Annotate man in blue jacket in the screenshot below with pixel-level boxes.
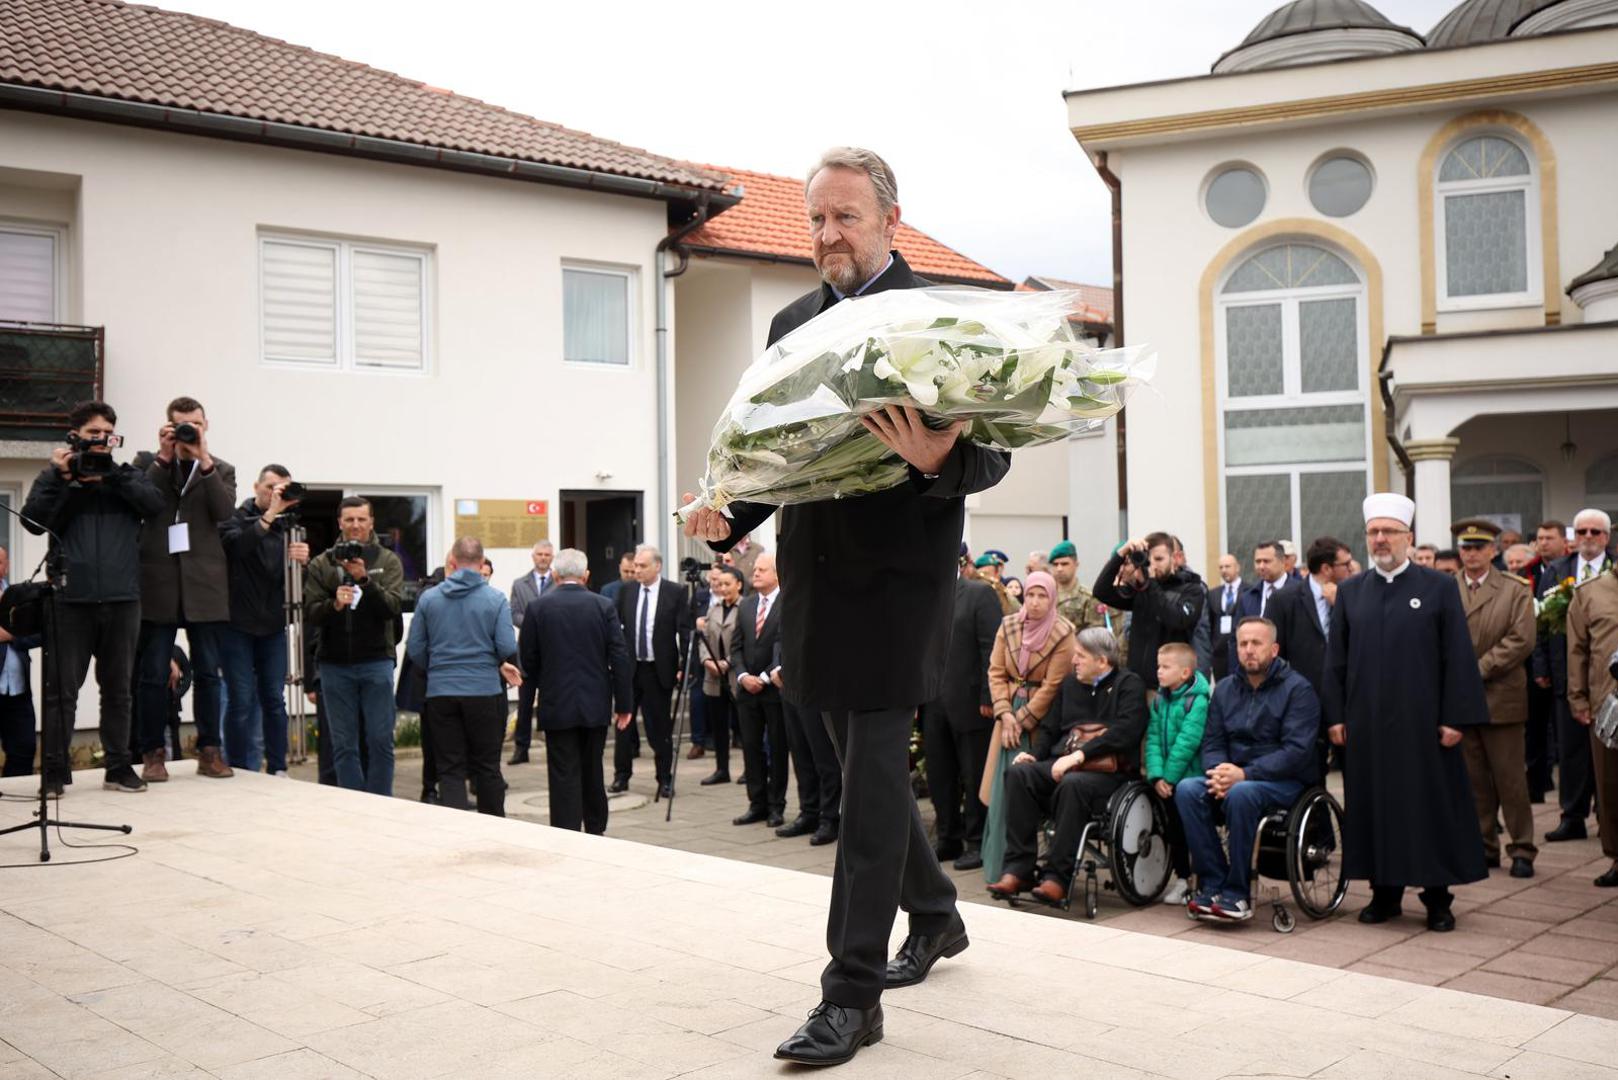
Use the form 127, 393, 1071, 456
406, 536, 521, 816
1176, 616, 1319, 923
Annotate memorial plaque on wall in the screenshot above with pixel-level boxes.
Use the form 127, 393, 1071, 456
453, 499, 550, 549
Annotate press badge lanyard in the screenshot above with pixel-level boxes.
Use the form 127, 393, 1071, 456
167, 460, 200, 556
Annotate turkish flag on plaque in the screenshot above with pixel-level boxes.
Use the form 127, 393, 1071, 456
526, 501, 548, 516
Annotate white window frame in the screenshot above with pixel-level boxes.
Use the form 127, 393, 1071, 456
561, 262, 637, 370
258, 233, 433, 375
0, 483, 20, 566
1215, 243, 1373, 555
1434, 133, 1542, 314
0, 219, 69, 324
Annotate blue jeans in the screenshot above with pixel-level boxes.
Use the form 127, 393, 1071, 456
1175, 776, 1303, 903
139, 622, 224, 753
219, 627, 289, 773
321, 659, 396, 795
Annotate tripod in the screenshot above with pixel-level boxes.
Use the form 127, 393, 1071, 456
283, 520, 308, 766
0, 516, 132, 863
658, 580, 704, 823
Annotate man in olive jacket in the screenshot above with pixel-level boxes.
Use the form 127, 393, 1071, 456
134, 396, 237, 780
305, 497, 404, 795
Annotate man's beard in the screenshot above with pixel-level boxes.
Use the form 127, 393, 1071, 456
817, 250, 881, 293
1370, 549, 1400, 571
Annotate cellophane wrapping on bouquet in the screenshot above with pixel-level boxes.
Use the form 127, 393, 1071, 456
678, 287, 1155, 522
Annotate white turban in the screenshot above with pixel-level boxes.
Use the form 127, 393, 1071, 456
1362, 492, 1415, 527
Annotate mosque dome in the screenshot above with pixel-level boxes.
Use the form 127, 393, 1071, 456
1428, 0, 1618, 47
1214, 0, 1424, 72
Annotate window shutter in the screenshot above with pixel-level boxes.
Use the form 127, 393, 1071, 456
0, 230, 57, 323
262, 240, 337, 363
564, 268, 629, 365
352, 249, 424, 369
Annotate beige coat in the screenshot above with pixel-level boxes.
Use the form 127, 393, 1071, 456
1461, 571, 1535, 726
697, 600, 740, 697
1568, 570, 1618, 717
988, 614, 1075, 731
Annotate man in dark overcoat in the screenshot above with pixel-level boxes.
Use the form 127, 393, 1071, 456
683, 147, 1008, 1066
1322, 493, 1488, 932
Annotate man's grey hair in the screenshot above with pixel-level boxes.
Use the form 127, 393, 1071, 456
807, 147, 899, 215
1573, 508, 1613, 532
635, 543, 663, 567
552, 548, 589, 581
532, 539, 554, 553
1075, 626, 1120, 669
450, 536, 484, 566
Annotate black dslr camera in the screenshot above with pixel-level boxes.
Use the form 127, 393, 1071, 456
173, 422, 201, 445
67, 432, 123, 480
679, 556, 710, 584
1127, 547, 1150, 572
333, 540, 366, 563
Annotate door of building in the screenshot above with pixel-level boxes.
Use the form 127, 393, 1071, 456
559, 490, 643, 592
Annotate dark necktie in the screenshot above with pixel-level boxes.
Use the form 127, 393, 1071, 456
639, 586, 652, 660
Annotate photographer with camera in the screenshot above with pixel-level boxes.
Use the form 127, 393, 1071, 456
20, 401, 166, 793
305, 496, 404, 795
1092, 532, 1206, 691
134, 396, 237, 782
217, 465, 310, 775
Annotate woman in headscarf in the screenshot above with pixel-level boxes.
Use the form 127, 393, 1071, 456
979, 571, 1074, 881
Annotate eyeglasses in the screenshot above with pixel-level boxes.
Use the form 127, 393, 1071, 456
1365, 527, 1410, 539
1333, 559, 1353, 569
1575, 528, 1608, 536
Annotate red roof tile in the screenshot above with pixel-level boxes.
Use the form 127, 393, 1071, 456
0, 0, 729, 193
681, 166, 1009, 287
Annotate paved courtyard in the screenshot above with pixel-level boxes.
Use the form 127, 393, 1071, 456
3, 760, 1618, 1080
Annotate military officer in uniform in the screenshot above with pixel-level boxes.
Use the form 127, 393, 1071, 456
975, 552, 1019, 615
1453, 518, 1538, 878
1323, 493, 1489, 931
1566, 556, 1618, 888
1049, 540, 1107, 632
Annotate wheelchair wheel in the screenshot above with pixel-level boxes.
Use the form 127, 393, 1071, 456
1286, 787, 1348, 920
1106, 781, 1172, 906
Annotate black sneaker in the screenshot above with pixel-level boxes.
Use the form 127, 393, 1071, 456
43, 774, 66, 798
102, 766, 148, 793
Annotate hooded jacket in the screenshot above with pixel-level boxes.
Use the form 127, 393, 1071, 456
1202, 657, 1320, 784
1145, 670, 1210, 786
21, 462, 165, 604
406, 567, 517, 698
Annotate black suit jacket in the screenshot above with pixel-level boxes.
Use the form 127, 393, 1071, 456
1229, 577, 1289, 673
1269, 578, 1328, 699
1207, 578, 1244, 681
520, 584, 632, 730
707, 251, 1011, 710
942, 576, 1002, 732
729, 590, 783, 702
616, 578, 690, 691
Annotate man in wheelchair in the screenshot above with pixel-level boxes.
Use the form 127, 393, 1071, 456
1176, 617, 1320, 922
987, 627, 1150, 905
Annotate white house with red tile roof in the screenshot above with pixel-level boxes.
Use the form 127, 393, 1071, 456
671, 165, 1081, 565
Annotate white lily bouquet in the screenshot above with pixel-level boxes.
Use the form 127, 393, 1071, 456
678, 287, 1154, 520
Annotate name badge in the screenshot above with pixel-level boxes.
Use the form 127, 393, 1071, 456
1219, 615, 1233, 635
167, 523, 190, 555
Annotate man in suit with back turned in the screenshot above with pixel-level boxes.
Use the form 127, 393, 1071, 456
612, 544, 688, 799
683, 146, 1009, 1067
729, 552, 787, 827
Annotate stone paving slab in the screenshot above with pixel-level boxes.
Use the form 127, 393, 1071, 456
3, 763, 1617, 1079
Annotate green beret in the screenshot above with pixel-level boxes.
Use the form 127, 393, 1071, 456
1049, 541, 1076, 561
974, 554, 997, 568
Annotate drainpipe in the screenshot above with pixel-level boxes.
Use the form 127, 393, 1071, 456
1094, 152, 1127, 529
1377, 341, 1415, 496
654, 193, 715, 558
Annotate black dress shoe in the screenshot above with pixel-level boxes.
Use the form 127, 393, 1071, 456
657, 782, 674, 800
1484, 854, 1501, 869
1358, 904, 1402, 925
934, 840, 964, 862
953, 849, 984, 871
699, 771, 731, 786
1595, 865, 1618, 888
1510, 856, 1535, 879
736, 773, 748, 785
507, 750, 529, 766
774, 1001, 883, 1066
1546, 819, 1588, 842
733, 809, 769, 826
810, 821, 839, 846
607, 778, 630, 794
884, 913, 968, 989
1426, 908, 1457, 932
766, 812, 785, 829
775, 815, 817, 838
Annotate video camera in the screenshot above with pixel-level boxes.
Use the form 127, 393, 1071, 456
333, 539, 366, 563
66, 432, 124, 480
679, 556, 710, 585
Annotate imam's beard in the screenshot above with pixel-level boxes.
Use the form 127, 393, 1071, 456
1370, 548, 1400, 572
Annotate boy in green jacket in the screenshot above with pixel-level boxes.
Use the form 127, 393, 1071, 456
1145, 642, 1209, 904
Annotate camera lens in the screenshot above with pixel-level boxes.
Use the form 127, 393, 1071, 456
174, 422, 200, 444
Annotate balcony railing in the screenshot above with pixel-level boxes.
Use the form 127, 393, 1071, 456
0, 321, 104, 442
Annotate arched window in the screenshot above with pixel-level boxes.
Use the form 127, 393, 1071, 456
1451, 456, 1544, 536
1436, 133, 1541, 311
1218, 242, 1370, 564
1587, 454, 1618, 521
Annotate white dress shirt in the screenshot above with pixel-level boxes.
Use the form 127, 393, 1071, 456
634, 579, 661, 661
1308, 576, 1331, 640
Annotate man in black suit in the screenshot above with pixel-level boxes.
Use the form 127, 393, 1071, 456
612, 544, 689, 798
684, 147, 1008, 1066
773, 633, 841, 845
1228, 540, 1291, 674
1208, 552, 1243, 682
506, 540, 554, 766
1270, 536, 1353, 774
729, 553, 787, 826
0, 544, 41, 777
519, 548, 632, 834
921, 557, 1002, 870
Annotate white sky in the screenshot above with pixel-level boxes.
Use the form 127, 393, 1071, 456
160, 0, 1462, 285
